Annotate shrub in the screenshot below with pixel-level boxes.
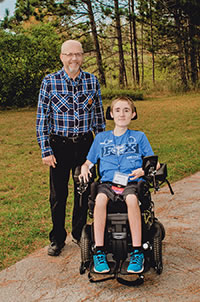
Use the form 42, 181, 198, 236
101, 88, 143, 103
0, 24, 61, 108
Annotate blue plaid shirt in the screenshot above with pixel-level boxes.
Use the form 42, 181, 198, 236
36, 67, 106, 158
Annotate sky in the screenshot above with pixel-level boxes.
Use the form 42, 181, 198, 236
0, 0, 16, 20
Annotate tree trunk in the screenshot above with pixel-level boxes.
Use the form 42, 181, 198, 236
183, 26, 190, 81
141, 20, 144, 85
131, 0, 140, 85
128, 0, 135, 85
114, 0, 127, 87
188, 21, 198, 84
174, 9, 188, 88
84, 0, 106, 86
149, 0, 155, 84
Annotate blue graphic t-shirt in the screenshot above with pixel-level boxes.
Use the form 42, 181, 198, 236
87, 129, 154, 182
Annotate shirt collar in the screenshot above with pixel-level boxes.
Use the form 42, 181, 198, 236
61, 67, 84, 83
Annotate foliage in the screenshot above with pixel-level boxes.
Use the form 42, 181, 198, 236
101, 88, 143, 101
0, 24, 61, 107
0, 0, 200, 107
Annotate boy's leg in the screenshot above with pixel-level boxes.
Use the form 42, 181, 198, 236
125, 194, 144, 273
125, 194, 141, 247
93, 193, 110, 273
94, 193, 108, 246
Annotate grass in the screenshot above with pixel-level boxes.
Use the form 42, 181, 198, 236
0, 93, 200, 271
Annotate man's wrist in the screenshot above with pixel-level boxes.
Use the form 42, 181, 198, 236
42, 150, 53, 158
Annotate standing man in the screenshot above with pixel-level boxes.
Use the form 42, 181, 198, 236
36, 40, 105, 256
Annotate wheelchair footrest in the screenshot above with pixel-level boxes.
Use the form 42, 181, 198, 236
88, 272, 116, 283
89, 254, 117, 275
120, 258, 130, 275
116, 274, 144, 286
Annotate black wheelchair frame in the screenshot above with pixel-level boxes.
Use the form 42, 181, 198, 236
77, 155, 174, 286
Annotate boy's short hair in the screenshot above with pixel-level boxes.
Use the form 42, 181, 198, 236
110, 96, 136, 113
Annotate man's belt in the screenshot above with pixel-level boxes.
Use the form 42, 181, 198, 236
50, 132, 91, 144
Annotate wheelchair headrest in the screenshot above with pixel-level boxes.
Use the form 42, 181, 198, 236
106, 106, 138, 120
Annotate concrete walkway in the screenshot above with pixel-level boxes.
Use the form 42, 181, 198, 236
0, 172, 200, 302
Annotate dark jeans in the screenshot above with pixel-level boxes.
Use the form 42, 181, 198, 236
49, 132, 93, 244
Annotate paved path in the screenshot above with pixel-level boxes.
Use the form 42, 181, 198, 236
0, 172, 200, 302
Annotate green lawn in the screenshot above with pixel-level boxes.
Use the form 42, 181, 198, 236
0, 93, 199, 270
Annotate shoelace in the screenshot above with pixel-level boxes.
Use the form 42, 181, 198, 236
95, 252, 106, 264
130, 252, 143, 265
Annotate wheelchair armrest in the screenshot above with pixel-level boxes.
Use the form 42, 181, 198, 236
155, 163, 167, 181
90, 181, 98, 200
88, 181, 99, 218
137, 180, 151, 211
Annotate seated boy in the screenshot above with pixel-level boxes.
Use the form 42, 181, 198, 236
80, 96, 160, 274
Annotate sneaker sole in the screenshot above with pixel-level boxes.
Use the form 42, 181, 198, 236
127, 265, 144, 274
94, 268, 110, 274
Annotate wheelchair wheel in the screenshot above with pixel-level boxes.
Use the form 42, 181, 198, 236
152, 222, 163, 274
80, 224, 92, 274
154, 219, 165, 241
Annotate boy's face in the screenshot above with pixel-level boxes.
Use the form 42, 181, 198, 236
111, 100, 136, 127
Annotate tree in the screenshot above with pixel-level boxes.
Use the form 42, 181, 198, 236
158, 0, 200, 87
129, 0, 140, 85
1, 0, 200, 96
114, 0, 127, 86
0, 24, 61, 107
128, 0, 135, 84
9, 0, 107, 86
80, 0, 106, 86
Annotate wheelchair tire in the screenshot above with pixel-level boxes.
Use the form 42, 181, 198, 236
152, 222, 163, 274
155, 219, 165, 241
80, 224, 92, 267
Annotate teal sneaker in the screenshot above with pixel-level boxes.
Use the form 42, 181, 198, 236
127, 250, 144, 273
93, 250, 110, 273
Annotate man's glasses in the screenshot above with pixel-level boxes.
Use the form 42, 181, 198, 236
62, 52, 83, 58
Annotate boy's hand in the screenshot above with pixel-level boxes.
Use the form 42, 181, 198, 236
79, 164, 92, 183
129, 168, 144, 180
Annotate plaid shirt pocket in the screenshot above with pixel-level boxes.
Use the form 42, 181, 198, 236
51, 93, 72, 113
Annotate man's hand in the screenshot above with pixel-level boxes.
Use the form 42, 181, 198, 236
129, 168, 144, 180
42, 155, 57, 168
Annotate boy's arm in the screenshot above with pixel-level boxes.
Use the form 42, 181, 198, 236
129, 167, 144, 180
80, 160, 93, 183
129, 161, 160, 180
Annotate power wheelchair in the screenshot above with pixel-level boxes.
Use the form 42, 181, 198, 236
75, 155, 174, 286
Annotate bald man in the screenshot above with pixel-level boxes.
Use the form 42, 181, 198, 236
36, 40, 105, 256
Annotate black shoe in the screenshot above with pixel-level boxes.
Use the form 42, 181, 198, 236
48, 242, 65, 256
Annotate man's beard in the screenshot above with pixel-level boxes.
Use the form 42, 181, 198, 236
68, 64, 80, 75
